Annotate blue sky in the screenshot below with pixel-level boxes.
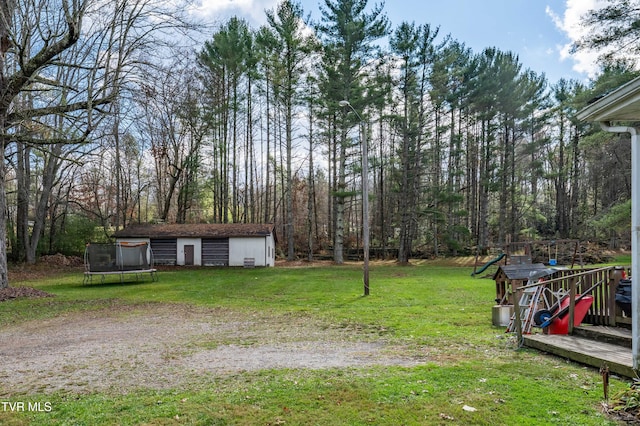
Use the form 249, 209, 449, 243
190, 0, 603, 84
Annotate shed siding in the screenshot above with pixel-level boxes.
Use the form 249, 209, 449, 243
266, 234, 275, 266
202, 238, 229, 266
150, 238, 178, 265
229, 237, 272, 267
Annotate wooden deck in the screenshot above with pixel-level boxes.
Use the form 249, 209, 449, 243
523, 326, 634, 378
497, 265, 640, 377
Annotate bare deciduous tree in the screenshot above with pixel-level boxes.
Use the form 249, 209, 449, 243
0, 0, 193, 288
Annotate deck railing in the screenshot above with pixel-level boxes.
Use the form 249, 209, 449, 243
510, 266, 627, 339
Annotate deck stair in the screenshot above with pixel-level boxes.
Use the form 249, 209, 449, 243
523, 326, 634, 378
573, 325, 632, 348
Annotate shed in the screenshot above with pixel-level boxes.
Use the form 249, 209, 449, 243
493, 263, 556, 305
113, 223, 276, 267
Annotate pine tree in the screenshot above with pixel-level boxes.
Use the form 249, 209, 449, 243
199, 18, 252, 223
573, 0, 640, 65
266, 0, 315, 260
316, 0, 389, 264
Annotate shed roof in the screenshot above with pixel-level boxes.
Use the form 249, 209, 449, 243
577, 75, 640, 122
493, 263, 555, 281
113, 223, 275, 239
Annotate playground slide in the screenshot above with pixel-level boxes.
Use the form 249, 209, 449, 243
471, 253, 506, 277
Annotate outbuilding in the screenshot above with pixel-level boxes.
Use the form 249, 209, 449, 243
113, 223, 276, 267
493, 263, 555, 305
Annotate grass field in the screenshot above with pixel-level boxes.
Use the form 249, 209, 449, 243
0, 261, 629, 425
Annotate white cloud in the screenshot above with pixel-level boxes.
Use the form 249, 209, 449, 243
546, 0, 608, 79
188, 0, 279, 25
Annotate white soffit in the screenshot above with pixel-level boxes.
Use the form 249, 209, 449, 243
577, 76, 640, 122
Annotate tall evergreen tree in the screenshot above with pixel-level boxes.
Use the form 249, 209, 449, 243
466, 48, 501, 253
199, 18, 252, 223
255, 26, 280, 225
432, 40, 473, 255
390, 22, 440, 263
573, 0, 640, 65
266, 0, 315, 260
316, 0, 389, 264
516, 70, 550, 240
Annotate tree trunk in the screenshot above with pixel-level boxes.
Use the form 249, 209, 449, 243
377, 114, 387, 257
232, 80, 238, 223
286, 97, 294, 261
555, 113, 568, 237
333, 128, 348, 264
15, 141, 29, 262
570, 126, 581, 236
0, 153, 8, 288
114, 102, 122, 231
307, 97, 315, 261
264, 68, 271, 223
398, 123, 412, 263
509, 126, 518, 242
478, 119, 491, 253
25, 147, 61, 264
498, 121, 508, 246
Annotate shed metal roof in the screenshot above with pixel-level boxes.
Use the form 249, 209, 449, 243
493, 263, 555, 281
113, 223, 275, 239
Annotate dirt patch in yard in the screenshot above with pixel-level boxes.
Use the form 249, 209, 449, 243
0, 303, 426, 395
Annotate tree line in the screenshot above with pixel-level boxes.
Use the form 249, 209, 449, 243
1, 0, 637, 288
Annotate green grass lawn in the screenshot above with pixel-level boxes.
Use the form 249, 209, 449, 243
0, 262, 628, 425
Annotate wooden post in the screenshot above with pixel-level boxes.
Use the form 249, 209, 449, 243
568, 275, 577, 334
512, 280, 523, 345
609, 267, 624, 327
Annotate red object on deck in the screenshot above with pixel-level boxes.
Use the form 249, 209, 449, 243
548, 295, 594, 335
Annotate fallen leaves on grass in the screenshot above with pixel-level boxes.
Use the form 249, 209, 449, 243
0, 286, 55, 302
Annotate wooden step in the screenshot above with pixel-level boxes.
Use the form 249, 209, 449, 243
523, 333, 633, 378
573, 325, 632, 348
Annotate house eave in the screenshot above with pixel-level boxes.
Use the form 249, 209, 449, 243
577, 76, 640, 123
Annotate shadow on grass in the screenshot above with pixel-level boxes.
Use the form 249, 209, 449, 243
79, 278, 155, 288
81, 272, 159, 287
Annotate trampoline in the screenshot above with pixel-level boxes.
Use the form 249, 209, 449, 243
83, 242, 158, 284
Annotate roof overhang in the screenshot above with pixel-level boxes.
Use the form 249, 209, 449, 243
113, 223, 276, 239
577, 76, 640, 123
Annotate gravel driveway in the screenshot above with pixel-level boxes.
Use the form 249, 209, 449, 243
0, 303, 424, 395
